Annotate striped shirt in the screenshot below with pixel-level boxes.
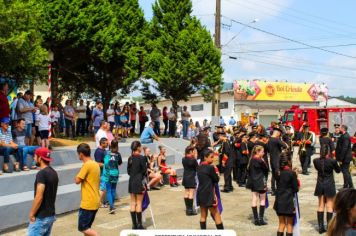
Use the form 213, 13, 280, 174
0, 128, 13, 144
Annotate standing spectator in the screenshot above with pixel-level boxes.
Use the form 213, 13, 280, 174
85, 101, 92, 135
75, 143, 101, 236
64, 99, 76, 138
336, 125, 354, 189
28, 148, 58, 236
138, 106, 147, 135
55, 98, 65, 134
12, 119, 38, 171
36, 105, 51, 148
114, 102, 121, 127
95, 121, 109, 148
181, 106, 191, 139
92, 101, 104, 134
106, 104, 115, 132
17, 90, 36, 145
130, 104, 137, 135
34, 98, 43, 146
120, 106, 130, 138
50, 105, 60, 138
219, 116, 225, 126
0, 117, 20, 173
10, 92, 23, 126
150, 104, 161, 136
94, 137, 109, 208
162, 107, 168, 136
76, 100, 87, 136
229, 116, 236, 126
0, 82, 10, 121
168, 108, 177, 138
140, 122, 160, 144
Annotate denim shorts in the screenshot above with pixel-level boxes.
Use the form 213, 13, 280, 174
78, 208, 98, 232
28, 216, 56, 236
25, 124, 32, 138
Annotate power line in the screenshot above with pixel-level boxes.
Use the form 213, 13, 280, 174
223, 16, 356, 59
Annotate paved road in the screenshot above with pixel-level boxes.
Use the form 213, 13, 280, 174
3, 151, 355, 236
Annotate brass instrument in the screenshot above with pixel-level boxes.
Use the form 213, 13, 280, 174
299, 131, 312, 155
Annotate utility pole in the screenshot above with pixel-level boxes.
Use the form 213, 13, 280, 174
212, 0, 221, 118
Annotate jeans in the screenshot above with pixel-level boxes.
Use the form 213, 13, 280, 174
153, 121, 160, 136
28, 216, 56, 236
76, 118, 86, 136
106, 182, 117, 209
141, 138, 153, 144
182, 120, 189, 138
25, 124, 32, 138
340, 162, 354, 188
168, 120, 176, 137
130, 120, 136, 134
0, 146, 17, 163
17, 145, 39, 168
65, 119, 75, 138
139, 121, 146, 134
163, 119, 168, 136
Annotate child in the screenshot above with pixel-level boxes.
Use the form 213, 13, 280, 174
50, 105, 60, 138
103, 140, 122, 214
36, 105, 50, 148
182, 145, 198, 216
94, 137, 109, 208
246, 145, 269, 226
197, 149, 223, 229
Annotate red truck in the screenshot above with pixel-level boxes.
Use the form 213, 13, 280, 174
283, 105, 356, 135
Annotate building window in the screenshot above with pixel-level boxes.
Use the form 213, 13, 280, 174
191, 104, 204, 111
220, 102, 228, 109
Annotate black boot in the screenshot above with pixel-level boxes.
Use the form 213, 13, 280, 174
188, 199, 197, 216
216, 223, 224, 229
286, 233, 293, 236
326, 212, 333, 229
317, 211, 326, 234
259, 206, 267, 225
184, 198, 189, 216
277, 232, 284, 236
200, 221, 207, 229
252, 207, 260, 226
136, 212, 146, 230
130, 211, 137, 229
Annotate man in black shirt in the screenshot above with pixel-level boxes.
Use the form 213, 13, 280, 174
336, 125, 354, 189
28, 147, 59, 236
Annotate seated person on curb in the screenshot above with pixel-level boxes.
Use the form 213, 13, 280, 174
140, 122, 159, 144
0, 117, 20, 173
12, 118, 39, 170
143, 146, 162, 190
94, 137, 109, 208
157, 145, 179, 187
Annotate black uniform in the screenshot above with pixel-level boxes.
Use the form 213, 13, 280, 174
267, 137, 287, 193
246, 157, 269, 193
237, 142, 249, 185
282, 133, 295, 160
231, 136, 240, 182
182, 156, 198, 189
297, 131, 314, 174
196, 132, 211, 162
273, 168, 299, 216
127, 155, 147, 194
336, 132, 354, 188
255, 140, 270, 176
222, 141, 234, 191
197, 163, 220, 208
313, 157, 340, 197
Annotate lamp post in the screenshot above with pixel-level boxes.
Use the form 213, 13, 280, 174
48, 50, 54, 138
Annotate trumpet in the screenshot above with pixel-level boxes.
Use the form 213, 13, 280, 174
299, 131, 312, 155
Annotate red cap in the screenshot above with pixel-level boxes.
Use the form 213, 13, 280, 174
35, 148, 53, 162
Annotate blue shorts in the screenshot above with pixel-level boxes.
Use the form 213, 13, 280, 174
28, 216, 56, 236
25, 124, 32, 138
78, 208, 98, 232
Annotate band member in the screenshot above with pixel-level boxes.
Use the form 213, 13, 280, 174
128, 141, 147, 230
237, 134, 250, 187
274, 152, 299, 236
246, 145, 269, 226
182, 146, 198, 216
157, 145, 179, 187
297, 124, 315, 175
336, 125, 354, 189
248, 133, 257, 154
255, 134, 270, 180
231, 128, 242, 183
282, 125, 295, 160
219, 133, 234, 193
267, 127, 287, 195
314, 127, 340, 234
196, 127, 211, 162
197, 149, 224, 230
331, 124, 341, 146
212, 126, 224, 144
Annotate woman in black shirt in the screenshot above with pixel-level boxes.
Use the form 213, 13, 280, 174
182, 146, 198, 216
314, 128, 340, 234
197, 149, 223, 229
246, 145, 269, 226
127, 141, 147, 230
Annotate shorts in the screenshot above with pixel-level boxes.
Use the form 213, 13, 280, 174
78, 208, 98, 232
25, 124, 32, 138
28, 216, 56, 236
39, 130, 49, 139
100, 180, 106, 191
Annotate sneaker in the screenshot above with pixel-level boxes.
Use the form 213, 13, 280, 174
109, 208, 116, 214
100, 203, 108, 208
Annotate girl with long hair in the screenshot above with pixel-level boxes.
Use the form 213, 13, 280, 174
182, 145, 198, 216
157, 145, 179, 187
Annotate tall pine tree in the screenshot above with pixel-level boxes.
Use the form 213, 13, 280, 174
144, 0, 223, 109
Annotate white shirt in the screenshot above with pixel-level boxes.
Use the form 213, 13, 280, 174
36, 114, 50, 131
51, 111, 60, 123
95, 128, 108, 148
106, 108, 115, 123
35, 109, 40, 126
77, 105, 87, 119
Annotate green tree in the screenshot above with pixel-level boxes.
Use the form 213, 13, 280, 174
0, 0, 48, 85
39, 0, 146, 108
143, 0, 223, 109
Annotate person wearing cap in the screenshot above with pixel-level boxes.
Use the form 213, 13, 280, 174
331, 124, 342, 146
267, 127, 288, 195
336, 125, 354, 189
0, 117, 20, 173
237, 134, 250, 187
28, 147, 58, 236
282, 125, 295, 161
17, 90, 37, 145
140, 122, 159, 144
296, 123, 315, 175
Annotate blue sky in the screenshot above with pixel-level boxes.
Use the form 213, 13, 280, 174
138, 0, 356, 97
